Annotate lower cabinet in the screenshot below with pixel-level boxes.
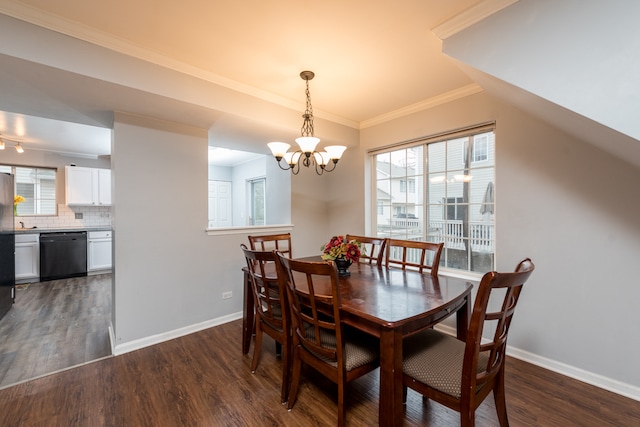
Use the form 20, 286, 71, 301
88, 230, 112, 272
15, 233, 39, 282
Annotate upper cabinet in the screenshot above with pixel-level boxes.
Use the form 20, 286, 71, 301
65, 166, 111, 206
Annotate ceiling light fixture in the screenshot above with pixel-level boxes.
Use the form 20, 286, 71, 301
0, 134, 25, 153
268, 71, 347, 175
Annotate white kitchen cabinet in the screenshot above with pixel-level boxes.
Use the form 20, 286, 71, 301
15, 233, 39, 282
88, 230, 112, 272
66, 166, 111, 206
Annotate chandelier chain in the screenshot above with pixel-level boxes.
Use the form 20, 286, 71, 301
300, 79, 315, 137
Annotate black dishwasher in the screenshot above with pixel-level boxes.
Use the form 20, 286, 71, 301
40, 231, 88, 282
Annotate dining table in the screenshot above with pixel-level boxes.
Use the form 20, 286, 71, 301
241, 257, 474, 427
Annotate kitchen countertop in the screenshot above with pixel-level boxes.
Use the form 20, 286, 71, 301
14, 226, 112, 234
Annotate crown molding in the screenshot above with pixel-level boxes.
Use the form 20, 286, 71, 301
360, 83, 484, 129
432, 0, 519, 40
0, 3, 359, 129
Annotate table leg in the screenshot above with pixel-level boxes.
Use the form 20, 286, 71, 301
378, 327, 403, 427
456, 293, 471, 341
242, 268, 254, 355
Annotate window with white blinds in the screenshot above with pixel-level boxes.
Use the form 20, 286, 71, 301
0, 165, 57, 216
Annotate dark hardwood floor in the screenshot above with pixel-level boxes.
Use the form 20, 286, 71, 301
0, 274, 112, 388
1, 318, 639, 426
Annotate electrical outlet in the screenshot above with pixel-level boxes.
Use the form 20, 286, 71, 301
222, 291, 233, 300
75, 213, 83, 219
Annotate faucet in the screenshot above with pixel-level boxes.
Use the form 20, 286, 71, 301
19, 221, 24, 229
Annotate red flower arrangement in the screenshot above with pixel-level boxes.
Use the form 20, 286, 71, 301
321, 235, 362, 263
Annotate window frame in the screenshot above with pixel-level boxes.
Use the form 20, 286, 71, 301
248, 177, 266, 226
370, 123, 495, 276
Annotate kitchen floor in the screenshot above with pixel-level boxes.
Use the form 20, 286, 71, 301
0, 274, 112, 389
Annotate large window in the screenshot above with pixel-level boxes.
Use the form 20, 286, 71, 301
0, 165, 57, 216
372, 127, 495, 274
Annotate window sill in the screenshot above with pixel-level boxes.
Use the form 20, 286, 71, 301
206, 224, 294, 236
438, 268, 483, 282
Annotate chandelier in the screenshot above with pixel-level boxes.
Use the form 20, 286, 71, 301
268, 71, 346, 175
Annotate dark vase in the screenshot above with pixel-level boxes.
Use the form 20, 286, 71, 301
334, 258, 352, 277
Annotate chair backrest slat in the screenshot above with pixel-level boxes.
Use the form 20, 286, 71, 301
345, 234, 386, 265
384, 238, 443, 276
248, 233, 293, 257
241, 244, 286, 330
276, 254, 343, 363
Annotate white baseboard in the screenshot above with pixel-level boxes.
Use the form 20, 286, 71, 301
435, 324, 640, 402
112, 311, 243, 356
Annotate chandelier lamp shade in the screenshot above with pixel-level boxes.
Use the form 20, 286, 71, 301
268, 71, 347, 175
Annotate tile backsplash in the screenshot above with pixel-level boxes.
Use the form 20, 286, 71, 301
15, 204, 112, 229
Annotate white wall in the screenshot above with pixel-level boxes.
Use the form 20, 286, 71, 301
443, 0, 640, 158
111, 113, 251, 347
360, 91, 640, 396
208, 164, 232, 181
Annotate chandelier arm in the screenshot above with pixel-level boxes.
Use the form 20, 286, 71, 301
322, 160, 339, 173
291, 162, 300, 175
275, 159, 292, 171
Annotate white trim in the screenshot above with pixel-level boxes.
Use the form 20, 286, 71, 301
360, 84, 484, 129
432, 0, 519, 40
206, 224, 294, 237
435, 324, 640, 402
438, 268, 483, 281
113, 312, 243, 356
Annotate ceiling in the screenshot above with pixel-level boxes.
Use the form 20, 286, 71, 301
0, 0, 490, 158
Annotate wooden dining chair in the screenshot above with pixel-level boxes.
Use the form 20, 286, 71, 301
345, 234, 386, 265
275, 253, 380, 427
248, 233, 293, 257
240, 244, 291, 404
384, 238, 444, 276
402, 258, 535, 427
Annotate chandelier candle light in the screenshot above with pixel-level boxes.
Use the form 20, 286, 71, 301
268, 71, 347, 175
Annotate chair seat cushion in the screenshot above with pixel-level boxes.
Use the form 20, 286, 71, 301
403, 329, 488, 399
302, 325, 379, 371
